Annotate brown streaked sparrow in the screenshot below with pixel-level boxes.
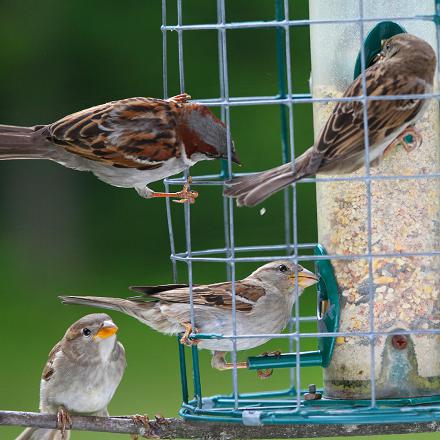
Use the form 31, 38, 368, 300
15, 314, 126, 440
0, 93, 239, 202
59, 261, 318, 371
224, 33, 436, 207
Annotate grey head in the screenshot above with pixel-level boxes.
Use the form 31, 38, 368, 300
62, 313, 119, 361
381, 33, 436, 82
249, 260, 319, 294
182, 103, 240, 164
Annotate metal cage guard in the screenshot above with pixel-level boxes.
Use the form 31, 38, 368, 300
163, 0, 440, 429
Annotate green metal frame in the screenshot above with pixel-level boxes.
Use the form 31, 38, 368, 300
176, 3, 440, 427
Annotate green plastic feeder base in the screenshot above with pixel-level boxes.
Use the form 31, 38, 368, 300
179, 389, 440, 425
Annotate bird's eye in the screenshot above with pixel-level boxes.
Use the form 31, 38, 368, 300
82, 328, 91, 337
385, 43, 391, 51
278, 264, 288, 273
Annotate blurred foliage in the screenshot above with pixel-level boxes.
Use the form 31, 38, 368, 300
0, 1, 437, 440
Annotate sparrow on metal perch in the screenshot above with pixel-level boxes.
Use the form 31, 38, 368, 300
0, 93, 239, 202
224, 33, 435, 207
59, 261, 318, 375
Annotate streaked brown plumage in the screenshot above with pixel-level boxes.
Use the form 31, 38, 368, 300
224, 33, 436, 207
59, 261, 318, 371
0, 93, 239, 200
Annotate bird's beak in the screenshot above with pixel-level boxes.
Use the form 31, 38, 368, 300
94, 320, 118, 341
230, 150, 241, 165
290, 268, 319, 288
372, 51, 384, 65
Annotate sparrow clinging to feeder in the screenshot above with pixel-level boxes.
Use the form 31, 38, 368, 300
15, 314, 125, 440
224, 33, 436, 207
0, 93, 239, 202
59, 260, 318, 374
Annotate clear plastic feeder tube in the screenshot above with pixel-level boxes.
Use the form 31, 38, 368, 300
310, 0, 440, 398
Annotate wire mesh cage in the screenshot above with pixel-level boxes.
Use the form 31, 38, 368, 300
162, 0, 440, 427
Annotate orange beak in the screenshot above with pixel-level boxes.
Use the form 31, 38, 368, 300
290, 268, 319, 288
94, 321, 118, 340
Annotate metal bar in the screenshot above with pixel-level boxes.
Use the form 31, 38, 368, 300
178, 338, 189, 404
175, 0, 201, 408
185, 327, 440, 340
275, 0, 292, 255
175, 91, 440, 107
216, 0, 240, 410
162, 0, 168, 98
165, 171, 440, 186
169, 248, 440, 263
357, 0, 377, 410
191, 345, 202, 408
161, 14, 438, 31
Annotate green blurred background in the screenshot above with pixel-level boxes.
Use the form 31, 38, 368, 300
0, 1, 437, 439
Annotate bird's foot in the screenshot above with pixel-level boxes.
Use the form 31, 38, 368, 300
179, 322, 200, 346
385, 126, 422, 156
211, 351, 248, 370
150, 177, 198, 204
256, 351, 282, 379
56, 406, 72, 439
218, 360, 248, 370
131, 414, 167, 439
167, 93, 191, 104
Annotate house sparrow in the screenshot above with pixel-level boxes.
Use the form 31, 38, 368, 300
0, 93, 239, 202
224, 33, 436, 207
15, 314, 126, 440
59, 261, 318, 371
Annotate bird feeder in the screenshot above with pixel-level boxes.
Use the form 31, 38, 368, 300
161, 0, 440, 432
311, 1, 440, 400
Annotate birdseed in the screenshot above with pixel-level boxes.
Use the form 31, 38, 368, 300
313, 86, 440, 398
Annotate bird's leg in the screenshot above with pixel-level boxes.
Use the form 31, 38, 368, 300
179, 322, 200, 346
167, 93, 191, 103
131, 414, 162, 439
56, 406, 72, 439
384, 125, 422, 156
256, 351, 282, 379
150, 177, 199, 204
211, 351, 248, 370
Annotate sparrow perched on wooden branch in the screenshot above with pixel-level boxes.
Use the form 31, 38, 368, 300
224, 33, 436, 207
0, 93, 239, 202
59, 261, 318, 372
15, 314, 126, 440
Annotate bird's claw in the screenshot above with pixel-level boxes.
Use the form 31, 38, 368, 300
167, 93, 191, 104
256, 351, 282, 380
56, 406, 72, 439
257, 368, 274, 379
172, 177, 198, 204
131, 414, 166, 439
179, 323, 200, 346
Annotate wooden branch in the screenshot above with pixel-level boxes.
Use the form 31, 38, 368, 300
1, 410, 439, 439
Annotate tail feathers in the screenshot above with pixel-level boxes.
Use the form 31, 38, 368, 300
224, 151, 313, 207
0, 124, 50, 159
15, 427, 69, 440
59, 296, 136, 314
